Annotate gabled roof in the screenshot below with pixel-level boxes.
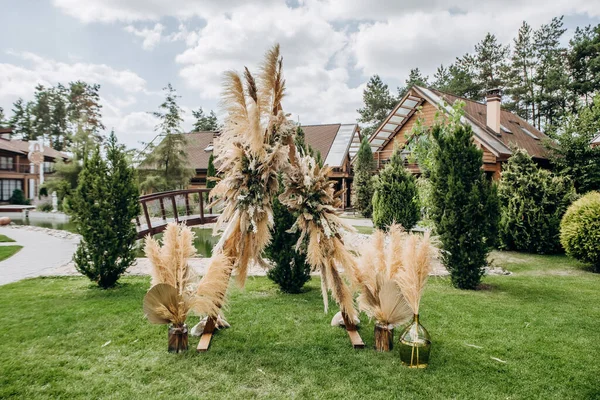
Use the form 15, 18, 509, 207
302, 124, 360, 168
369, 85, 550, 161
0, 129, 68, 160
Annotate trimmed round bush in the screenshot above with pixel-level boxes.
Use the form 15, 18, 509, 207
560, 191, 600, 272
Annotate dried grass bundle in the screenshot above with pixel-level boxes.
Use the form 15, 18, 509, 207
279, 153, 358, 320
211, 44, 296, 287
143, 223, 233, 326
395, 230, 434, 315
355, 226, 413, 327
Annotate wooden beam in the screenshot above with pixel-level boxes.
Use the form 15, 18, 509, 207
197, 316, 216, 352
342, 312, 364, 349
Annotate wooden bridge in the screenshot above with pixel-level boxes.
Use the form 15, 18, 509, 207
136, 189, 219, 238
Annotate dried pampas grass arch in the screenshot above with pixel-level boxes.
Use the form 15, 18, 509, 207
142, 44, 366, 353
196, 43, 364, 351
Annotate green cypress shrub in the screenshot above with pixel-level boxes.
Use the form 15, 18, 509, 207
352, 137, 376, 217
560, 191, 600, 272
71, 132, 140, 288
430, 123, 499, 290
264, 174, 311, 293
372, 149, 420, 231
9, 189, 30, 205
498, 149, 575, 254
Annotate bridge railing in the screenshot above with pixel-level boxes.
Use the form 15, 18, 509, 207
136, 188, 219, 238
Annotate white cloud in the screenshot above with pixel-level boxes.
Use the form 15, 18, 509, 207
52, 0, 279, 23
174, 3, 361, 123
349, 1, 600, 82
125, 23, 165, 50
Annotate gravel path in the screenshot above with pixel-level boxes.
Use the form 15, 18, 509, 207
0, 226, 79, 286
0, 224, 450, 285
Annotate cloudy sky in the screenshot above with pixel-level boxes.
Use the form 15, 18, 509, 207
1, 0, 599, 149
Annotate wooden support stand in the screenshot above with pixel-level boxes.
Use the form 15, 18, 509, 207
342, 312, 365, 349
196, 316, 217, 352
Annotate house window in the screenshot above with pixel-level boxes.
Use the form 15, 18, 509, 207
0, 156, 14, 170
521, 127, 540, 140
1, 179, 23, 201
43, 161, 54, 173
500, 124, 512, 134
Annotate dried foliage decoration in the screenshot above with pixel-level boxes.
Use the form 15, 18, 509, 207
279, 154, 358, 321
143, 223, 234, 325
354, 225, 414, 327
211, 44, 296, 287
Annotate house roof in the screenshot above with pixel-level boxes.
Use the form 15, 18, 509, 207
302, 124, 360, 167
0, 131, 68, 160
592, 133, 600, 145
369, 85, 549, 161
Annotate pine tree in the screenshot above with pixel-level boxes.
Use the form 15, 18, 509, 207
547, 95, 600, 193
68, 81, 105, 137
499, 149, 575, 254
442, 55, 482, 99
357, 75, 398, 138
568, 24, 600, 105
140, 84, 194, 192
49, 84, 69, 150
265, 175, 311, 293
206, 153, 216, 190
32, 84, 52, 141
10, 99, 34, 140
0, 107, 6, 128
533, 16, 568, 128
71, 132, 140, 288
372, 148, 420, 231
506, 22, 536, 121
474, 33, 509, 91
398, 68, 429, 98
352, 137, 376, 217
192, 107, 219, 131
430, 116, 499, 289
264, 126, 311, 293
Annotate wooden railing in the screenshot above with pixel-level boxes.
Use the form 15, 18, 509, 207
136, 188, 219, 238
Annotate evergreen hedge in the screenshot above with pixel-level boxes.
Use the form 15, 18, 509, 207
372, 149, 420, 231
264, 175, 311, 293
71, 133, 140, 288
430, 123, 499, 289
352, 137, 375, 218
560, 191, 600, 272
498, 149, 575, 254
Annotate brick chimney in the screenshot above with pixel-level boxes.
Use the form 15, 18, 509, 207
486, 88, 502, 134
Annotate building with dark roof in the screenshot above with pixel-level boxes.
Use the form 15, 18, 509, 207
0, 128, 69, 201
144, 124, 361, 208
367, 85, 551, 179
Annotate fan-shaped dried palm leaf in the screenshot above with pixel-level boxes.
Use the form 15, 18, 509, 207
143, 283, 189, 326
354, 225, 415, 327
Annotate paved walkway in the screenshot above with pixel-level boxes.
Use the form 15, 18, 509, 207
0, 226, 79, 286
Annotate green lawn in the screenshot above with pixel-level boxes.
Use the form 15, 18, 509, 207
0, 253, 599, 399
352, 225, 374, 235
0, 245, 22, 261
0, 234, 15, 243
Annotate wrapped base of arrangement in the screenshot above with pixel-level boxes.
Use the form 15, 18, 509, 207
398, 315, 431, 368
374, 323, 394, 352
168, 324, 189, 353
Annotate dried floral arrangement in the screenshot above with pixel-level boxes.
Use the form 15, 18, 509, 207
142, 223, 233, 351
355, 225, 413, 329
279, 154, 359, 322
210, 44, 296, 287
352, 224, 435, 351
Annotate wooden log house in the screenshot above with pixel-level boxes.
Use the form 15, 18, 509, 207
366, 86, 551, 179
